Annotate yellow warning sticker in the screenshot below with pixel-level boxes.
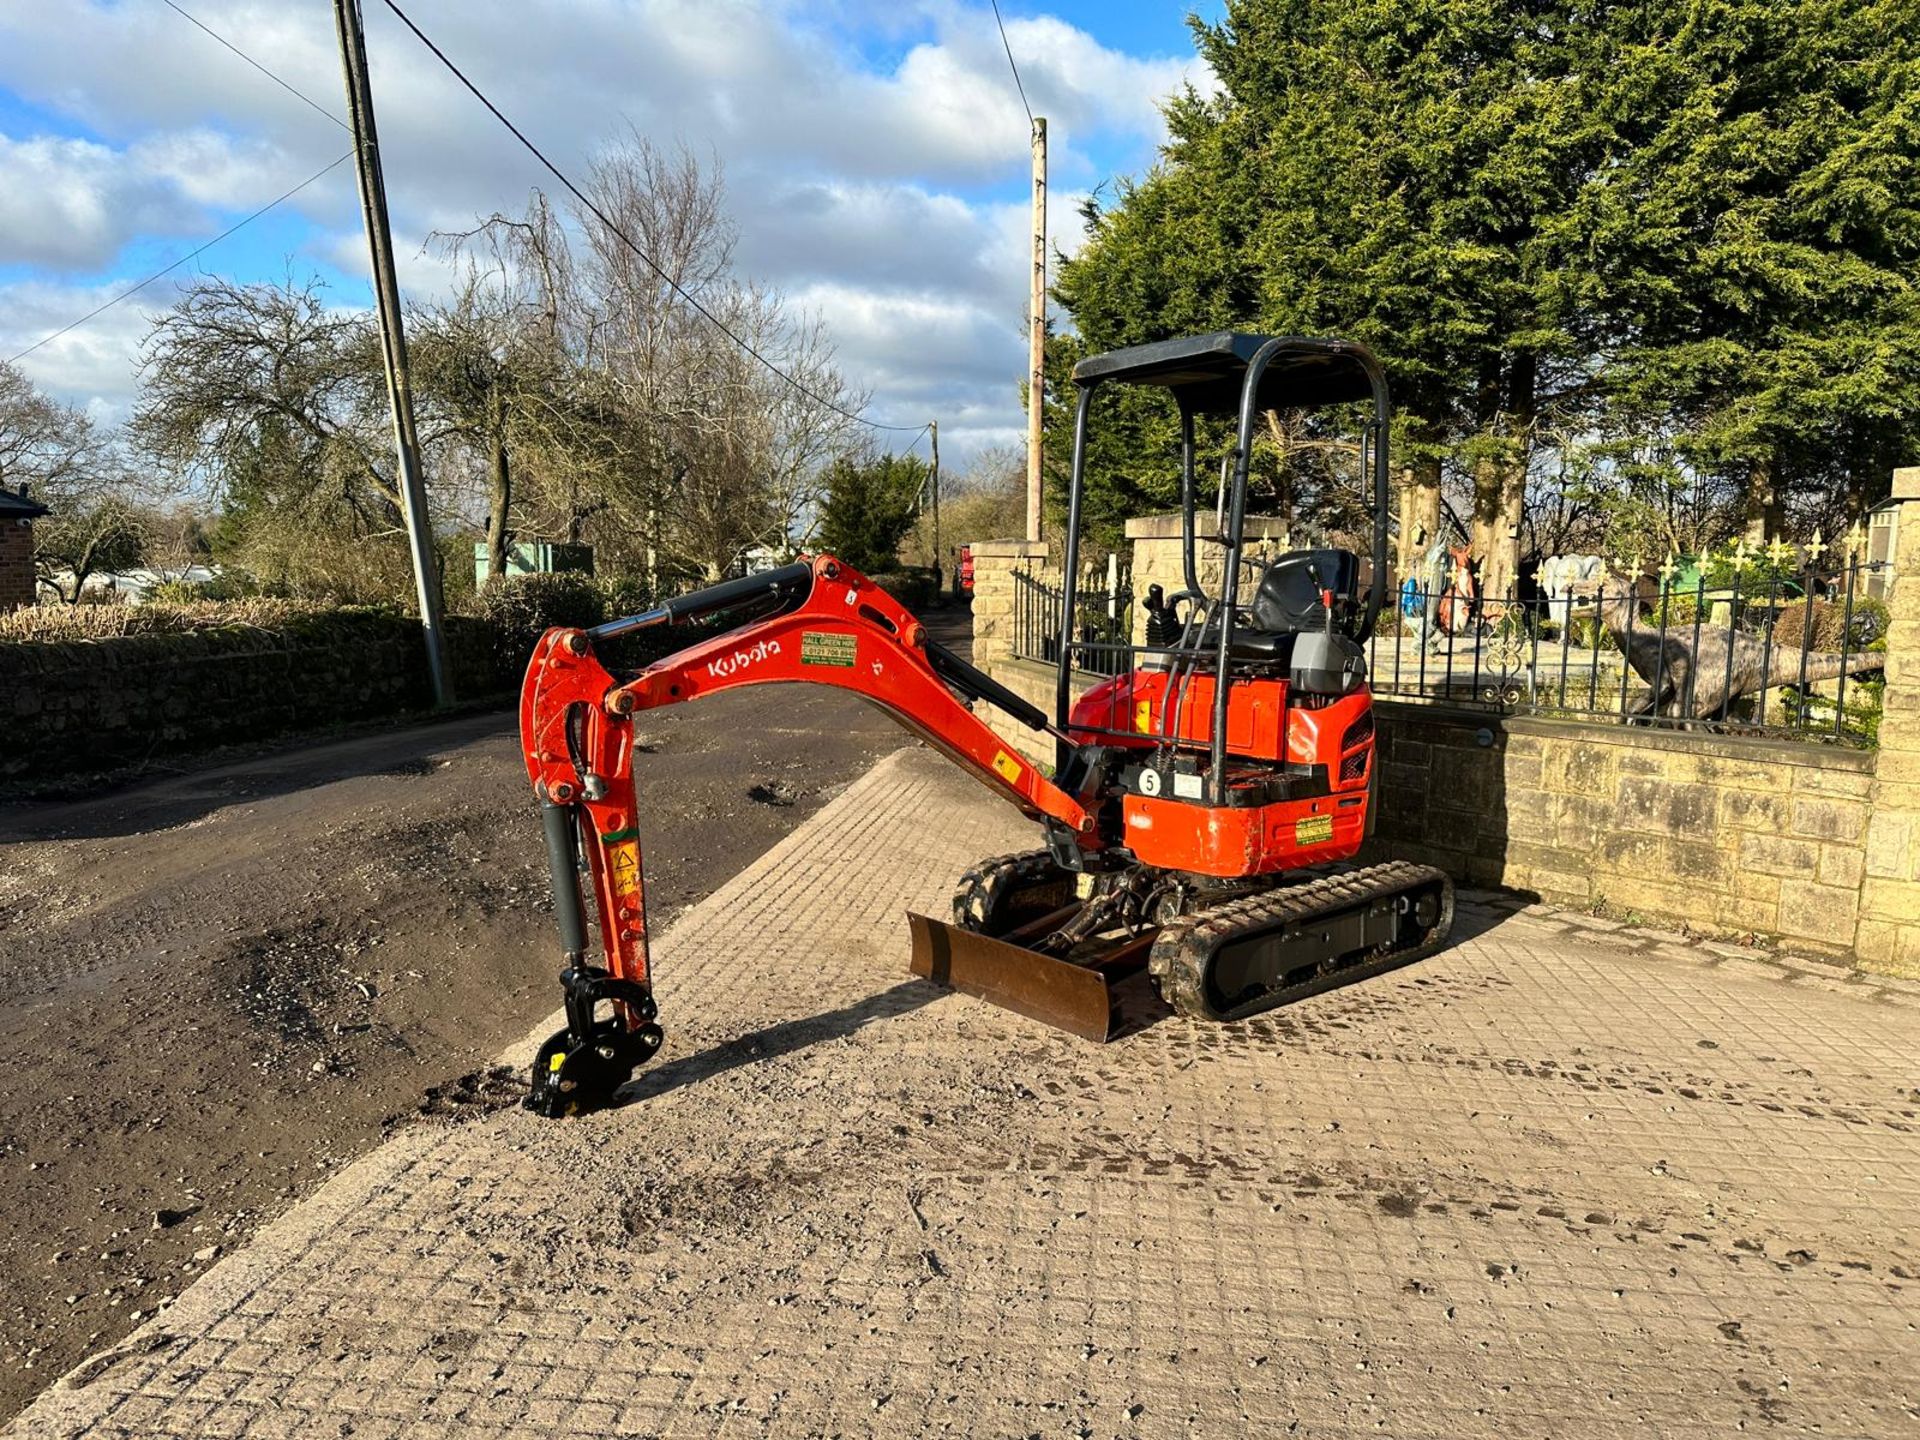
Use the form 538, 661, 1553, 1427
1295, 814, 1334, 846
992, 750, 1023, 784
607, 839, 643, 899
1134, 699, 1153, 733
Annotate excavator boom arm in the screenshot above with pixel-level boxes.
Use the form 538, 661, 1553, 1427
521, 555, 1095, 996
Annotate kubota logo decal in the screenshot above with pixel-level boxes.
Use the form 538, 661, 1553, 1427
707, 638, 781, 679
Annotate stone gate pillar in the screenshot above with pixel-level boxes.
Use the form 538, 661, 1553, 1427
1123, 513, 1292, 645
968, 538, 1049, 670
1855, 466, 1920, 966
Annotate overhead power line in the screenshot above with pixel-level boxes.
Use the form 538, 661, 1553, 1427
6, 151, 352, 366
159, 0, 349, 131
376, 0, 930, 438
990, 0, 1035, 128
8, 2, 356, 366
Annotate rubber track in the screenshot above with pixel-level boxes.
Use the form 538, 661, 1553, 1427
1147, 859, 1454, 1022
952, 849, 1068, 931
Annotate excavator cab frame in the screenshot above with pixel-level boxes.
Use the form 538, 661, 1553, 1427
1053, 333, 1392, 796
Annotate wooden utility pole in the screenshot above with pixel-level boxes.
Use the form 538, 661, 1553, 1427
334, 0, 450, 705
929, 420, 942, 592
1026, 116, 1047, 544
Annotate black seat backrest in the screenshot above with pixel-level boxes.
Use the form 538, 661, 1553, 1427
1250, 548, 1360, 636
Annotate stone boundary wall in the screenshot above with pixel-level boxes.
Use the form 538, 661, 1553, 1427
1365, 705, 1872, 955
978, 656, 1099, 768
967, 537, 1051, 685
1124, 512, 1291, 645
3, 614, 509, 778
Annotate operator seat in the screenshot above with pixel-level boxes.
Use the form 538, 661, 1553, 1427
1250, 548, 1360, 634
1223, 547, 1359, 657
1230, 547, 1367, 694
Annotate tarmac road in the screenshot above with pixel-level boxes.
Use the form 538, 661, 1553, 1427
0, 608, 971, 1422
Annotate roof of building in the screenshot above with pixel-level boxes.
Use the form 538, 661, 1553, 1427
0, 486, 48, 519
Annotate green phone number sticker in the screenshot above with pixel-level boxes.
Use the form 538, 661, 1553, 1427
801, 631, 856, 667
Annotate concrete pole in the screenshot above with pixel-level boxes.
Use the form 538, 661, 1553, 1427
334, 0, 450, 705
929, 420, 941, 592
1026, 117, 1047, 544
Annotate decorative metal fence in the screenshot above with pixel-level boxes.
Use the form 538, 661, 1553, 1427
1010, 567, 1134, 678
1369, 558, 1889, 746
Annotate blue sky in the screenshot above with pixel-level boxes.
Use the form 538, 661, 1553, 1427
0, 1, 1221, 464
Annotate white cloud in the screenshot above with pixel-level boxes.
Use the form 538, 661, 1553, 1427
130, 127, 303, 213
0, 279, 164, 420
0, 134, 201, 268
0, 0, 1211, 468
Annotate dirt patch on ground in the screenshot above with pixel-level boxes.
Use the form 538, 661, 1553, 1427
0, 606, 971, 1421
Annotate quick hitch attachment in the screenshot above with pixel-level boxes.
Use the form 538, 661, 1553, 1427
525, 797, 662, 1117
525, 966, 663, 1118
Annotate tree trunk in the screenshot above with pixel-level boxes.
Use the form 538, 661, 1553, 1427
1480, 353, 1536, 604
1743, 456, 1782, 544
1491, 464, 1525, 601
1470, 451, 1503, 595
484, 405, 511, 586
480, 432, 510, 587
1396, 455, 1441, 582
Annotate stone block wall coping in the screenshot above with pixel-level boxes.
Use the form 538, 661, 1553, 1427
969, 538, 1050, 560
1894, 466, 1920, 501
1382, 702, 1873, 779
997, 655, 1073, 685
1374, 699, 1876, 774
1500, 712, 1877, 772
1124, 512, 1291, 541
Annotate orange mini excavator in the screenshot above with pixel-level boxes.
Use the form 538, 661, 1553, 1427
518, 333, 1454, 1116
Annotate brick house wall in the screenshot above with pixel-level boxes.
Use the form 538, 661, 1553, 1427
0, 519, 35, 610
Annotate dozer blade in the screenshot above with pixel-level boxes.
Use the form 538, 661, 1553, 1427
907, 911, 1129, 1042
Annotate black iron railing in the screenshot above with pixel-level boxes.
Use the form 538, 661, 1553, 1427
1011, 567, 1134, 678
1369, 558, 1888, 746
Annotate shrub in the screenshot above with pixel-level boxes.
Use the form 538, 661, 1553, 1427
866, 566, 939, 612
596, 573, 657, 622
1771, 595, 1889, 654
1650, 592, 1701, 629
470, 572, 606, 635
817, 454, 927, 573
1778, 675, 1883, 748
1562, 614, 1617, 652
1700, 547, 1800, 595
0, 597, 341, 643
145, 571, 265, 606
144, 580, 204, 606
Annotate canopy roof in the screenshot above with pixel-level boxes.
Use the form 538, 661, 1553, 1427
1070, 332, 1382, 414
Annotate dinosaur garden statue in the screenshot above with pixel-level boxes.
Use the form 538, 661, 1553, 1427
1571, 572, 1883, 721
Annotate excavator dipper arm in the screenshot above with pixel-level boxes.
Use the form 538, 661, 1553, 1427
518, 554, 1094, 1114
